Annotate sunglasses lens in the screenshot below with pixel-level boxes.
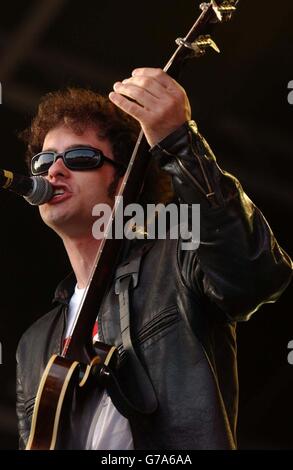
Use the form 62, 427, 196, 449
65, 149, 99, 169
32, 152, 54, 175
31, 148, 103, 175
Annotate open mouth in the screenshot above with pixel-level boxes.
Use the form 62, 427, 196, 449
48, 186, 71, 204
52, 188, 65, 197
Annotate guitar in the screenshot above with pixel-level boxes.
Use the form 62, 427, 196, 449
26, 0, 239, 450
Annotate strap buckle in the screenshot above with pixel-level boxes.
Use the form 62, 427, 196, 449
114, 258, 141, 294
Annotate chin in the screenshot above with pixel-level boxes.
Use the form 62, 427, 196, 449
41, 207, 70, 231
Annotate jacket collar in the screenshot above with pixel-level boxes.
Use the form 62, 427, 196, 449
52, 240, 155, 306
52, 271, 76, 305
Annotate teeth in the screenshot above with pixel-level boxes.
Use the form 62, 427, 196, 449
53, 189, 65, 196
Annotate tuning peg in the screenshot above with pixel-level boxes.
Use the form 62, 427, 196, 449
200, 1, 237, 23
176, 34, 220, 57
216, 1, 237, 22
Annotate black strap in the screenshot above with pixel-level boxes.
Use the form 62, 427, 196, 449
114, 245, 158, 415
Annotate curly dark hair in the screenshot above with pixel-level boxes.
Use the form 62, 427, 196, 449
20, 87, 174, 203
21, 87, 139, 167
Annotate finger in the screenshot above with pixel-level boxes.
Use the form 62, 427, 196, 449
108, 91, 147, 122
121, 76, 168, 100
131, 68, 187, 104
113, 81, 158, 108
132, 68, 177, 90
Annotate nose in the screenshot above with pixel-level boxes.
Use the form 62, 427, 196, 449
47, 155, 70, 180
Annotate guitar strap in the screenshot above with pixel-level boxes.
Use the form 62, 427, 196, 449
106, 242, 158, 416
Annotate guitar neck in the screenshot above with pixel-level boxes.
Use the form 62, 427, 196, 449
64, 0, 239, 363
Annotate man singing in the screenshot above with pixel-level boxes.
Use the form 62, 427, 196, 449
16, 68, 292, 449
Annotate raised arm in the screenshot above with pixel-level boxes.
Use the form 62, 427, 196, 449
109, 67, 293, 321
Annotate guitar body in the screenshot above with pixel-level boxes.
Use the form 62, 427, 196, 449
26, 345, 118, 450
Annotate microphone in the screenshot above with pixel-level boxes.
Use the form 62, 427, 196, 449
0, 169, 53, 205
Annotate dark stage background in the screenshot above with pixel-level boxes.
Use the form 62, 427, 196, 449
0, 0, 292, 449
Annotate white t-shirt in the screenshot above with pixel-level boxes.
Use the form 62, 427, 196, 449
64, 284, 134, 450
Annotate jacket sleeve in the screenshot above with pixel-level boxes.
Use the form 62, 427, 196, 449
16, 348, 30, 449
150, 121, 293, 321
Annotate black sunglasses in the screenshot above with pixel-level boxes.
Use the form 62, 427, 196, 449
31, 146, 127, 176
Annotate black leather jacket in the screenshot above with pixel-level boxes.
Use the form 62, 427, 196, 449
16, 121, 292, 450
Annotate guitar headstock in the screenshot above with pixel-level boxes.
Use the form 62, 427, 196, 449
211, 0, 239, 23
165, 0, 240, 75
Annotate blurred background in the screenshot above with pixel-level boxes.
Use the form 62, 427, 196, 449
0, 0, 292, 449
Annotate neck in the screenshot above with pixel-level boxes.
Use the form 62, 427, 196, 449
62, 235, 101, 288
